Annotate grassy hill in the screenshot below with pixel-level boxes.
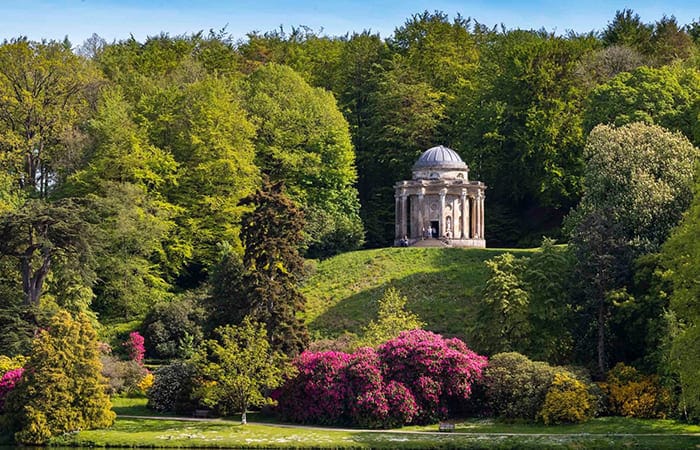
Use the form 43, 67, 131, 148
302, 247, 535, 344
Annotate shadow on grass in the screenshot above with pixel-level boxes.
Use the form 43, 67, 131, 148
307, 247, 520, 349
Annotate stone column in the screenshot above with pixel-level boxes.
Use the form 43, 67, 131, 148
439, 188, 446, 238
460, 189, 468, 239
480, 190, 485, 240
400, 190, 408, 238
475, 191, 483, 239
418, 187, 425, 239
470, 194, 476, 239
395, 190, 401, 240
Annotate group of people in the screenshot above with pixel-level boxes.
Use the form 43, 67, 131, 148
422, 227, 437, 239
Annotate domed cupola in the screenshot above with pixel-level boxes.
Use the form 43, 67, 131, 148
412, 145, 469, 180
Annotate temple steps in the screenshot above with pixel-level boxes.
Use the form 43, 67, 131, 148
410, 238, 451, 247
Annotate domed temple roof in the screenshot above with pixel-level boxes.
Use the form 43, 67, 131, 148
412, 145, 468, 170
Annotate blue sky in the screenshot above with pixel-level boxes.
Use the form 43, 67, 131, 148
1, 0, 698, 45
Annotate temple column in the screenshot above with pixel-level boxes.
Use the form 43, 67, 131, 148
475, 191, 483, 239
395, 190, 401, 240
400, 190, 408, 238
480, 190, 485, 240
439, 188, 446, 237
460, 189, 468, 239
418, 187, 425, 239
470, 194, 476, 239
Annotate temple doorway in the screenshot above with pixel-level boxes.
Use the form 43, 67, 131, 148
430, 220, 439, 238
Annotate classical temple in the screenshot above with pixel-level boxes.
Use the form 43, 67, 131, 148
394, 145, 486, 247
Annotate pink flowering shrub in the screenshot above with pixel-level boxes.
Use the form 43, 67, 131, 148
383, 380, 418, 427
124, 331, 146, 365
0, 368, 24, 411
275, 330, 487, 427
274, 351, 351, 424
345, 347, 391, 428
378, 330, 488, 423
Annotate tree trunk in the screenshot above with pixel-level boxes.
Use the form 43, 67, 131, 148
597, 299, 606, 377
21, 246, 51, 306
241, 410, 247, 425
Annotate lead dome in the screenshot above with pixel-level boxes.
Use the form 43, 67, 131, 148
413, 145, 468, 170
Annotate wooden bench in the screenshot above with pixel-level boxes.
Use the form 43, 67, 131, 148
193, 409, 210, 418
438, 422, 455, 432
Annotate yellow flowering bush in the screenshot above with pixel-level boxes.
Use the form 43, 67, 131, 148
538, 372, 593, 424
0, 355, 26, 374
600, 363, 670, 418
138, 371, 154, 393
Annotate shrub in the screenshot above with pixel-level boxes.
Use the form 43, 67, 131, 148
276, 330, 486, 428
141, 298, 204, 359
3, 311, 114, 444
482, 352, 558, 421
306, 332, 358, 353
147, 361, 198, 413
0, 355, 26, 374
101, 356, 149, 395
123, 331, 145, 365
138, 371, 154, 392
345, 347, 389, 427
539, 372, 594, 424
378, 330, 488, 424
383, 380, 419, 428
0, 368, 23, 411
600, 363, 670, 418
275, 351, 351, 424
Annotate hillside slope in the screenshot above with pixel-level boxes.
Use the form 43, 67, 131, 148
302, 247, 535, 344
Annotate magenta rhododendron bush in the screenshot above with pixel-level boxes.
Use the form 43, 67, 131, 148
124, 331, 146, 365
0, 367, 24, 410
275, 330, 487, 427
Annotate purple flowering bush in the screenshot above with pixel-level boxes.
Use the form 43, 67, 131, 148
275, 330, 487, 427
0, 367, 24, 411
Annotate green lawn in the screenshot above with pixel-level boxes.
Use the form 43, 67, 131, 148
405, 416, 700, 434
111, 396, 176, 417
302, 247, 534, 341
49, 416, 700, 449
2, 394, 697, 449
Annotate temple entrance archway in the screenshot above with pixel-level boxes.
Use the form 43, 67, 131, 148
430, 220, 439, 238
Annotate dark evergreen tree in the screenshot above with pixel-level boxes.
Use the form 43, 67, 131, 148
238, 178, 309, 356
205, 242, 246, 332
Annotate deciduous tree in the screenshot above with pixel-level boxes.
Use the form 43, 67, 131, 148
244, 63, 363, 256
661, 173, 700, 420
192, 318, 286, 424
567, 122, 698, 375
0, 39, 100, 198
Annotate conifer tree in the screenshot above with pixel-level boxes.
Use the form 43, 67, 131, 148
5, 310, 114, 444
238, 178, 308, 356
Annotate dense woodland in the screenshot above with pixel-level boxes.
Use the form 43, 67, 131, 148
2, 8, 700, 443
